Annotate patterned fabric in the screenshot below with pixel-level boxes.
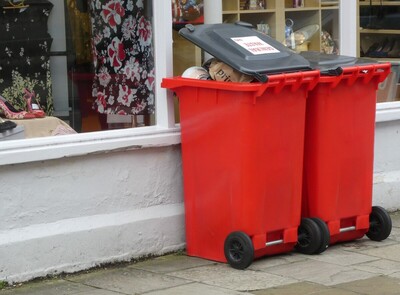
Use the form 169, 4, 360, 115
89, 0, 155, 115
0, 0, 53, 115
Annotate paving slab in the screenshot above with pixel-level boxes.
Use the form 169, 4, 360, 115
169, 264, 298, 292
352, 258, 400, 275
0, 279, 102, 295
337, 236, 397, 253
66, 267, 190, 295
248, 252, 308, 271
264, 259, 379, 286
389, 211, 400, 228
385, 227, 400, 242
334, 275, 400, 295
144, 282, 248, 295
250, 282, 358, 295
307, 247, 379, 266
359, 243, 400, 262
130, 254, 215, 273
388, 271, 400, 279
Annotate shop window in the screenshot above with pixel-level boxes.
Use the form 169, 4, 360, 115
0, 0, 157, 140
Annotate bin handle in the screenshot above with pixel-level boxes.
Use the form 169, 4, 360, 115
340, 63, 391, 87
254, 71, 318, 98
253, 74, 287, 98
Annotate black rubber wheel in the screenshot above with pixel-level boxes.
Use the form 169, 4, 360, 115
366, 206, 392, 241
311, 217, 330, 254
224, 231, 254, 269
295, 218, 322, 255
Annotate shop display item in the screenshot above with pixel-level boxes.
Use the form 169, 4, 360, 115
284, 23, 320, 51
205, 58, 254, 83
363, 38, 400, 58
293, 25, 319, 46
23, 88, 46, 118
0, 95, 35, 120
321, 30, 339, 55
88, 0, 155, 116
284, 18, 295, 49
293, 0, 304, 8
0, 117, 17, 132
181, 66, 211, 80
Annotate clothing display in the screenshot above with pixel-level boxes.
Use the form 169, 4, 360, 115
0, 0, 54, 115
88, 0, 155, 115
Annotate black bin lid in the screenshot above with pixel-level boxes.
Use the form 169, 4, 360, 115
179, 22, 312, 82
300, 51, 377, 76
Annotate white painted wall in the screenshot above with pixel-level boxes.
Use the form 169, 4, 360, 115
374, 120, 400, 211
0, 145, 185, 283
373, 103, 400, 211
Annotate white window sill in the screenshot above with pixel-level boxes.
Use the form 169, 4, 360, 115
0, 125, 181, 166
376, 102, 400, 122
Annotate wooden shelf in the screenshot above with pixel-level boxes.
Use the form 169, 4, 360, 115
284, 7, 320, 12
360, 29, 400, 35
239, 9, 276, 13
359, 1, 400, 6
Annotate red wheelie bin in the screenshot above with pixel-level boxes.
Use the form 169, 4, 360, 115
301, 58, 392, 248
162, 71, 320, 269
162, 23, 326, 269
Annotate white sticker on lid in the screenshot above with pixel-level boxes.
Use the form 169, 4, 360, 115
231, 36, 280, 55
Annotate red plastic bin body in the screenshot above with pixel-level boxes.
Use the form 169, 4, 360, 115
302, 63, 391, 244
162, 71, 319, 263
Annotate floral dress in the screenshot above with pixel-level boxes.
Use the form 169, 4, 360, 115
0, 0, 53, 115
89, 0, 155, 115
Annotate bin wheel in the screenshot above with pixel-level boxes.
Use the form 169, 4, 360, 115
295, 218, 322, 255
224, 231, 254, 269
366, 206, 392, 241
311, 217, 330, 254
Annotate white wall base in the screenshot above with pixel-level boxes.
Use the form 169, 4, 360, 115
0, 205, 185, 283
0, 145, 185, 284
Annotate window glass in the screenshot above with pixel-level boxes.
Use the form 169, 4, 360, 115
0, 0, 155, 140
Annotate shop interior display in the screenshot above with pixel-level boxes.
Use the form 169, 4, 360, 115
221, 0, 340, 53
359, 0, 400, 59
358, 0, 400, 103
0, 0, 54, 117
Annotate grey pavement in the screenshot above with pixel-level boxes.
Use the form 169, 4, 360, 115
2, 211, 400, 295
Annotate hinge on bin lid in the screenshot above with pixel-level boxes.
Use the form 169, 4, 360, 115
253, 72, 268, 83
321, 67, 343, 76
185, 24, 195, 32
234, 21, 254, 28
